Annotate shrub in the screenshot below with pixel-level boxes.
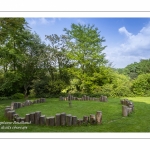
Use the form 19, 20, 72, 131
11, 93, 24, 99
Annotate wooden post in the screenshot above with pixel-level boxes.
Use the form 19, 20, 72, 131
25, 114, 30, 122
35, 111, 41, 125
13, 114, 19, 121
128, 107, 132, 114
129, 104, 134, 112
46, 117, 50, 126
20, 117, 25, 122
17, 102, 22, 108
60, 113, 66, 126
16, 117, 21, 122
30, 112, 35, 124
122, 105, 128, 116
66, 114, 72, 126
55, 113, 61, 126
40, 115, 46, 125
72, 116, 77, 125
77, 119, 83, 125
8, 110, 16, 121
49, 117, 55, 126
90, 114, 96, 124
5, 108, 11, 117
96, 111, 102, 124
83, 116, 89, 125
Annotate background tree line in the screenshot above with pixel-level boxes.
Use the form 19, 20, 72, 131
0, 18, 150, 99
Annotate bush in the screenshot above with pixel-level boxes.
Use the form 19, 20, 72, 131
0, 97, 9, 100
11, 93, 24, 99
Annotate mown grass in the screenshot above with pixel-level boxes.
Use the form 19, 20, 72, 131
0, 97, 150, 132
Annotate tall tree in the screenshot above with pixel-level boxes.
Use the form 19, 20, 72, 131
63, 23, 108, 92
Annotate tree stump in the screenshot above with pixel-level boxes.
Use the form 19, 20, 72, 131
35, 111, 41, 125
13, 114, 19, 121
40, 115, 46, 125
37, 99, 40, 103
96, 111, 102, 124
128, 104, 134, 112
25, 114, 30, 122
72, 116, 77, 125
20, 117, 25, 122
66, 114, 72, 126
90, 114, 96, 124
55, 113, 61, 126
77, 119, 83, 125
49, 117, 55, 126
17, 102, 22, 108
8, 110, 16, 121
128, 107, 132, 114
83, 116, 89, 125
46, 117, 50, 126
5, 108, 11, 117
30, 112, 35, 124
60, 113, 66, 126
16, 117, 21, 122
122, 105, 128, 116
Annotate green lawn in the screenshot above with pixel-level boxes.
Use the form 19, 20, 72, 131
0, 97, 150, 132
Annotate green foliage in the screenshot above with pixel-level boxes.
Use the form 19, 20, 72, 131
132, 73, 150, 96
0, 97, 9, 100
11, 93, 24, 99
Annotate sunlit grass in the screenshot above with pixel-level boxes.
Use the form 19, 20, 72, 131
0, 97, 150, 132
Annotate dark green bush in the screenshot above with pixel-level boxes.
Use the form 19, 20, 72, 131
11, 93, 24, 99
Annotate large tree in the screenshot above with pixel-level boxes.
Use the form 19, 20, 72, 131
63, 23, 108, 93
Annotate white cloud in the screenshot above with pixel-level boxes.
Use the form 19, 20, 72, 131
105, 23, 150, 68
28, 19, 37, 26
118, 26, 132, 37
39, 18, 56, 24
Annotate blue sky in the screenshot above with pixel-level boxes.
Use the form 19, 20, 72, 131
25, 18, 150, 68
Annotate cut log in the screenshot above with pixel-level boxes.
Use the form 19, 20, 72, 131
30, 112, 35, 124
83, 116, 89, 125
5, 108, 11, 117
35, 111, 41, 125
122, 105, 128, 116
60, 113, 66, 126
77, 119, 83, 125
16, 117, 21, 122
20, 117, 25, 122
55, 113, 61, 126
40, 115, 46, 125
25, 114, 30, 122
90, 114, 96, 124
96, 111, 102, 124
8, 110, 16, 121
46, 117, 50, 126
66, 114, 72, 126
49, 117, 55, 126
72, 116, 77, 125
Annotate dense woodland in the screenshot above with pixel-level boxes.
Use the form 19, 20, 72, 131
0, 18, 150, 99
